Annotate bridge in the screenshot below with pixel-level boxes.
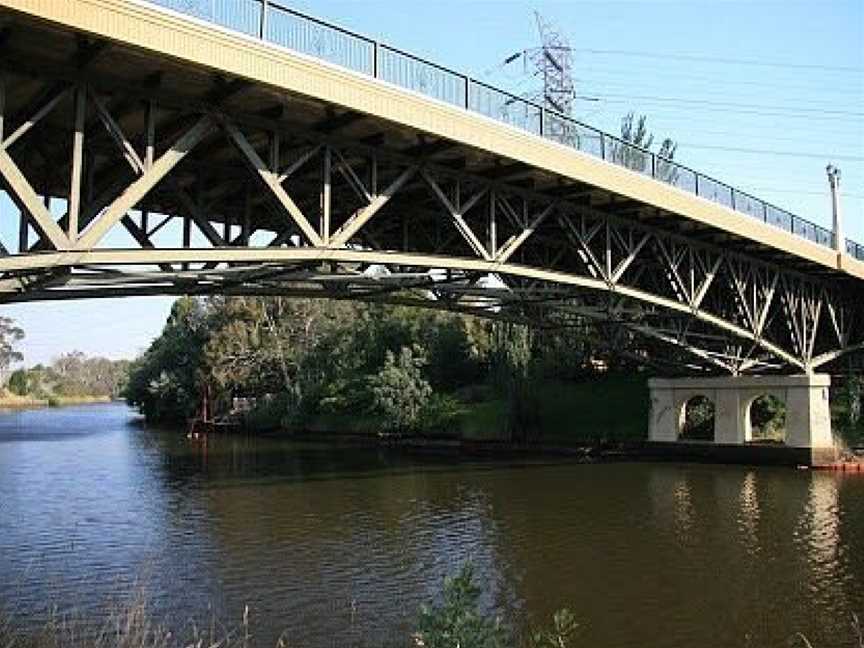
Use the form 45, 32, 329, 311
0, 0, 861, 459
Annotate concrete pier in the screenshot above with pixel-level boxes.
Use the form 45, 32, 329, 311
648, 374, 837, 465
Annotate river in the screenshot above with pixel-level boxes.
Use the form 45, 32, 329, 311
0, 402, 862, 647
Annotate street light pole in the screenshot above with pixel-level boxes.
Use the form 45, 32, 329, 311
827, 164, 843, 254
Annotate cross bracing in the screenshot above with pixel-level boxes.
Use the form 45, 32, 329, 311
0, 4, 862, 375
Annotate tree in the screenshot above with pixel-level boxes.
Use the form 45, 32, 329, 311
124, 297, 208, 422
415, 564, 507, 648
0, 316, 24, 382
530, 609, 580, 648
613, 111, 679, 183
7, 369, 28, 396
424, 315, 483, 391
750, 394, 787, 442
489, 322, 540, 442
367, 345, 433, 433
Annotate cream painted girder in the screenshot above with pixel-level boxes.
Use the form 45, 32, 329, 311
1, 0, 861, 277
0, 0, 861, 375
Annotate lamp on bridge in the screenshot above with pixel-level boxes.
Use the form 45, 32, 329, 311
826, 164, 843, 255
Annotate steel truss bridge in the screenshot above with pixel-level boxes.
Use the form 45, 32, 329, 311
0, 0, 862, 376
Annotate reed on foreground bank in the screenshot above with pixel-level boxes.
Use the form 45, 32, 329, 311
0, 565, 574, 648
1, 568, 860, 648
0, 599, 255, 648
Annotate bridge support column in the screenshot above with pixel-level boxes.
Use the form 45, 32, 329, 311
647, 374, 837, 464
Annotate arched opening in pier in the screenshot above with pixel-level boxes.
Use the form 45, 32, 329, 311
746, 394, 787, 444
679, 395, 716, 441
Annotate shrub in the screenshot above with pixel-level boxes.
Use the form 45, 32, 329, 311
7, 369, 29, 396
418, 393, 463, 435
415, 564, 507, 648
530, 608, 580, 648
242, 393, 292, 432
367, 345, 432, 433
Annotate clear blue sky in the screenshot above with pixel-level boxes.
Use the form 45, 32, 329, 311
2, 0, 862, 366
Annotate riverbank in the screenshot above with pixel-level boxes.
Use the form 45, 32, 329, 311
235, 374, 861, 467
0, 573, 848, 648
265, 375, 650, 444
264, 429, 863, 468
0, 390, 112, 410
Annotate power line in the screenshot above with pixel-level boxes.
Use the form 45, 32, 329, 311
570, 48, 864, 74
629, 114, 864, 139
570, 69, 864, 96
743, 187, 864, 198
486, 67, 864, 101
577, 96, 864, 123
650, 126, 864, 148
573, 75, 864, 101
577, 91, 864, 118
673, 143, 864, 162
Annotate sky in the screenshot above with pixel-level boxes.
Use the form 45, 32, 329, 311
2, 0, 863, 366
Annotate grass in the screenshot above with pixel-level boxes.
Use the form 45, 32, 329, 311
304, 411, 383, 436
0, 600, 260, 648
2, 598, 860, 648
242, 374, 651, 445
459, 375, 649, 444
458, 399, 508, 440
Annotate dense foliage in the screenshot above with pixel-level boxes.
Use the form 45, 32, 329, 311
124, 298, 210, 422
832, 374, 864, 447
416, 563, 580, 648
0, 315, 24, 381
124, 297, 498, 430
6, 352, 129, 401
124, 296, 609, 437
416, 564, 507, 648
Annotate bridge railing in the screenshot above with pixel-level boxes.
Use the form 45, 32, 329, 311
848, 241, 864, 261
145, 0, 854, 259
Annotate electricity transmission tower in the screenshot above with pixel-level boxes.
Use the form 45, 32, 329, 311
503, 12, 577, 144
526, 12, 575, 117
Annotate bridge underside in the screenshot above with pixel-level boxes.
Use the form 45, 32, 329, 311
0, 6, 862, 375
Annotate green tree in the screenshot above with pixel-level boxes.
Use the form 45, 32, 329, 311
0, 316, 24, 382
367, 345, 433, 433
681, 396, 715, 441
530, 609, 580, 648
613, 111, 678, 183
415, 564, 507, 648
835, 374, 864, 445
489, 322, 540, 442
846, 376, 863, 428
7, 369, 28, 396
749, 394, 786, 442
124, 297, 208, 422
424, 315, 483, 391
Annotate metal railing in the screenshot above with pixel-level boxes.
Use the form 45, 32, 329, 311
147, 0, 859, 259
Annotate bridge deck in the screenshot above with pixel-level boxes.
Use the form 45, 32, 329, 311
0, 0, 862, 282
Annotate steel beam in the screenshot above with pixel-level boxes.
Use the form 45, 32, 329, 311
76, 115, 213, 249
0, 148, 69, 250
67, 85, 86, 242
222, 119, 323, 247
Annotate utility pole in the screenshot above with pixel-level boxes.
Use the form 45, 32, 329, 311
827, 164, 843, 254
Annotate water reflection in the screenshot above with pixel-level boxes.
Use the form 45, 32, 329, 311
737, 471, 761, 554
0, 403, 862, 647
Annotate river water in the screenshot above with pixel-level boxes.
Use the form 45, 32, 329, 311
0, 402, 862, 647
